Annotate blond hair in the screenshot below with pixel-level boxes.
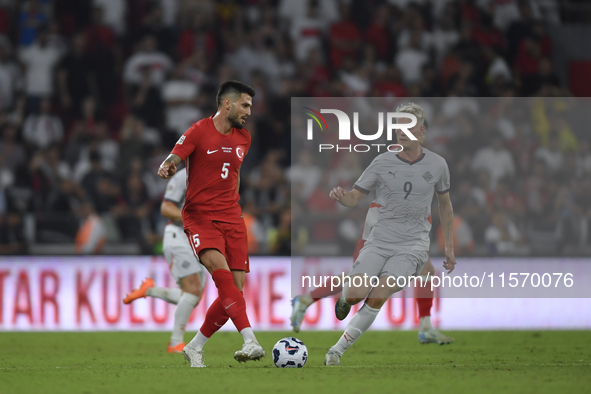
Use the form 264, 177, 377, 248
395, 102, 425, 126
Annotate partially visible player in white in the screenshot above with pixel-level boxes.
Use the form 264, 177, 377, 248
291, 120, 453, 345
323, 103, 457, 366
292, 211, 454, 344
123, 168, 207, 353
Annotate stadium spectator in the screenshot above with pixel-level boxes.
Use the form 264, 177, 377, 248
432, 13, 460, 66
484, 209, 525, 255
534, 132, 564, 174
17, 0, 49, 47
471, 136, 516, 189
0, 125, 27, 174
0, 42, 21, 111
19, 29, 62, 103
57, 32, 96, 117
364, 4, 391, 62
22, 98, 64, 150
162, 64, 202, 136
113, 172, 152, 243
328, 2, 361, 70
134, 2, 175, 56
177, 10, 217, 62
288, 150, 322, 202
75, 201, 106, 254
395, 29, 429, 84
80, 150, 120, 214
123, 35, 173, 88
92, 0, 127, 35
278, 0, 338, 29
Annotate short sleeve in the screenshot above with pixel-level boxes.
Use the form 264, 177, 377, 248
171, 125, 198, 161
353, 157, 382, 194
163, 170, 186, 203
436, 160, 450, 194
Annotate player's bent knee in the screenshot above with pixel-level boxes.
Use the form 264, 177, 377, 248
180, 274, 203, 298
199, 249, 229, 271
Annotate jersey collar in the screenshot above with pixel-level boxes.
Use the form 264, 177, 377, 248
395, 152, 426, 165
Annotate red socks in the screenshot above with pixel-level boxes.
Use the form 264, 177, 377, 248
207, 269, 251, 333
199, 297, 229, 338
416, 284, 434, 318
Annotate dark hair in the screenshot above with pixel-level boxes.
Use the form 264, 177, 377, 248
216, 80, 255, 107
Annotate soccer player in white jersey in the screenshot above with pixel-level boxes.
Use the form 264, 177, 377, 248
323, 103, 457, 366
123, 168, 207, 353
291, 119, 453, 345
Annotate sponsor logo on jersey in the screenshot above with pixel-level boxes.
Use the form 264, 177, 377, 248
422, 171, 433, 182
222, 147, 232, 153
389, 171, 397, 178
176, 135, 186, 145
207, 149, 218, 154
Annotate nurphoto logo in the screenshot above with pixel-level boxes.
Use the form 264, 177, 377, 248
303, 108, 417, 153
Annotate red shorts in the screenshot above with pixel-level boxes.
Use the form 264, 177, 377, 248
184, 219, 250, 272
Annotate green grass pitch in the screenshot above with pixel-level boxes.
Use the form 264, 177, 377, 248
1, 331, 589, 394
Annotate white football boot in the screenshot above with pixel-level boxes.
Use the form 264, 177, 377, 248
182, 345, 206, 368
418, 329, 454, 345
234, 341, 266, 362
324, 350, 342, 366
290, 296, 313, 332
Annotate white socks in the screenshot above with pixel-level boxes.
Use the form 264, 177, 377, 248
419, 316, 433, 332
187, 330, 209, 350
146, 286, 182, 304
240, 327, 257, 344
331, 303, 380, 356
187, 326, 256, 351
170, 292, 200, 346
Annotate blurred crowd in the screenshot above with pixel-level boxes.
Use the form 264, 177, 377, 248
0, 0, 587, 256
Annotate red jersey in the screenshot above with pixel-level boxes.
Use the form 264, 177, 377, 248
171, 117, 251, 225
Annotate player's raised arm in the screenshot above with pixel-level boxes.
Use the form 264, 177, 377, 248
329, 186, 367, 207
436, 191, 456, 274
158, 154, 181, 179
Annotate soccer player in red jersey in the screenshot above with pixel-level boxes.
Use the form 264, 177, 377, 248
157, 80, 264, 367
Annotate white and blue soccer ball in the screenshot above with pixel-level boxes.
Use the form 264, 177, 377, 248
272, 337, 308, 368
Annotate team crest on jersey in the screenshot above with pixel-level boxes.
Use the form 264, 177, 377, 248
236, 146, 245, 161
176, 135, 186, 145
422, 171, 433, 182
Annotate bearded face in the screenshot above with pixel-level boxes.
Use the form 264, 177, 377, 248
227, 105, 245, 129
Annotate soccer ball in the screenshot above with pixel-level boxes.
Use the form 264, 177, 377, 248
272, 337, 308, 368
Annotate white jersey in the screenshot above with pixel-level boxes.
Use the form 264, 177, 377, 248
162, 167, 206, 286
163, 168, 186, 228
353, 148, 450, 250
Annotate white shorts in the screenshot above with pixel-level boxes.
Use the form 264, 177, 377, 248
163, 224, 207, 289
348, 241, 428, 284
